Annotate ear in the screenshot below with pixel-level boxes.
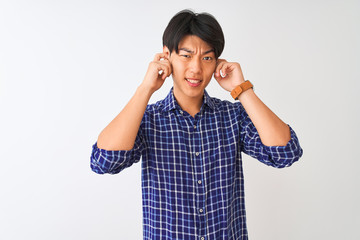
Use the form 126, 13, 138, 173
163, 46, 170, 59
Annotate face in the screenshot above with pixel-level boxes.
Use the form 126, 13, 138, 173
164, 35, 217, 101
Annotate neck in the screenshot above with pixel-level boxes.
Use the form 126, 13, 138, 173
173, 88, 204, 118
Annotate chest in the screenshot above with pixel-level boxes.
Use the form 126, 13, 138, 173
144, 111, 240, 160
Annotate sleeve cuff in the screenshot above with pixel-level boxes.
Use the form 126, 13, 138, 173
260, 125, 303, 168
90, 142, 139, 174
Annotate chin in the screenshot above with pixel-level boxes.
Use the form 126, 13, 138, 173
173, 76, 208, 98
182, 84, 206, 98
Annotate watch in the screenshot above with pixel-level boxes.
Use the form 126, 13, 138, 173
230, 80, 253, 100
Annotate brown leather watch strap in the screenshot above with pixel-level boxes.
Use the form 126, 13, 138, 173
230, 80, 253, 100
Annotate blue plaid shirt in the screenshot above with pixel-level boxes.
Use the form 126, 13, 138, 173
90, 88, 303, 240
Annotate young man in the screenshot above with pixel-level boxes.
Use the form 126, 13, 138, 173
90, 9, 303, 240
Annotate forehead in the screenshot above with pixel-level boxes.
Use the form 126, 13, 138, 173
178, 35, 213, 52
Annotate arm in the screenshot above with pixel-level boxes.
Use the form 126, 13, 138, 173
97, 53, 172, 151
215, 60, 290, 147
96, 85, 151, 151
237, 101, 302, 168
237, 89, 290, 146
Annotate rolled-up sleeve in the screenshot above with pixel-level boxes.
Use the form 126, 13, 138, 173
90, 129, 145, 174
239, 103, 303, 168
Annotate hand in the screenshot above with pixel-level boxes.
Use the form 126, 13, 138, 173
214, 59, 245, 92
141, 53, 172, 94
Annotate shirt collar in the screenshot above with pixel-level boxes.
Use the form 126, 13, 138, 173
203, 89, 216, 110
161, 87, 216, 113
161, 88, 177, 112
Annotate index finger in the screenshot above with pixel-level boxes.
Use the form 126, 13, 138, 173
216, 59, 227, 67
215, 59, 227, 77
154, 53, 168, 61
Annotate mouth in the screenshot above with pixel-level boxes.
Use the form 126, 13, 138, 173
185, 78, 202, 87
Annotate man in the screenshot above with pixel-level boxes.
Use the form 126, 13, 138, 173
90, 9, 303, 240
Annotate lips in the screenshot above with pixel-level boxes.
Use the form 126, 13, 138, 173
185, 78, 202, 87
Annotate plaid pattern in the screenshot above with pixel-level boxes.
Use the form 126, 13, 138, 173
90, 88, 303, 240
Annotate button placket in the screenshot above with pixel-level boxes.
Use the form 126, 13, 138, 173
191, 118, 206, 238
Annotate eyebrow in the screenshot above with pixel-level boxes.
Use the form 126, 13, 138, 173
179, 48, 215, 55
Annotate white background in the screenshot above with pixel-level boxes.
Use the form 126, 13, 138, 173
1, 0, 359, 239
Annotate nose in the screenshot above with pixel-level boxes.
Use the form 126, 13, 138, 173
189, 57, 202, 74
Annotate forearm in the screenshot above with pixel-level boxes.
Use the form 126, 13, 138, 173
96, 52, 172, 151
97, 84, 153, 151
238, 89, 290, 146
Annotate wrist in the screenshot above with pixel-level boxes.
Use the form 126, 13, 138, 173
230, 80, 246, 91
137, 83, 155, 98
238, 88, 255, 102
230, 80, 254, 100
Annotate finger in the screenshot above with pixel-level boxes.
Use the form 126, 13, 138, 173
154, 53, 168, 61
160, 60, 172, 78
155, 59, 171, 75
221, 62, 236, 78
161, 66, 168, 80
220, 64, 230, 78
214, 74, 226, 89
157, 64, 170, 80
215, 61, 226, 78
216, 58, 226, 66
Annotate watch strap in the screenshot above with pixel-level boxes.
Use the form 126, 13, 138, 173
231, 80, 253, 100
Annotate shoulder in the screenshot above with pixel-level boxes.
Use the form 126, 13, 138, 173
210, 96, 245, 114
143, 88, 176, 116
143, 98, 168, 119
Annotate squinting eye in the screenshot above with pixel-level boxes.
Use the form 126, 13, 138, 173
181, 55, 190, 58
203, 57, 212, 61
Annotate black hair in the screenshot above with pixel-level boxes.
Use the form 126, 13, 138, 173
162, 9, 225, 59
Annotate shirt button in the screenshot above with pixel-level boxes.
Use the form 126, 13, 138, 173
198, 180, 202, 184
194, 125, 197, 129
195, 152, 200, 156
201, 237, 205, 240
199, 208, 204, 213
179, 110, 183, 114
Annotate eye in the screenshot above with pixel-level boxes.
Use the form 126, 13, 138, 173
203, 56, 213, 61
181, 54, 191, 58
